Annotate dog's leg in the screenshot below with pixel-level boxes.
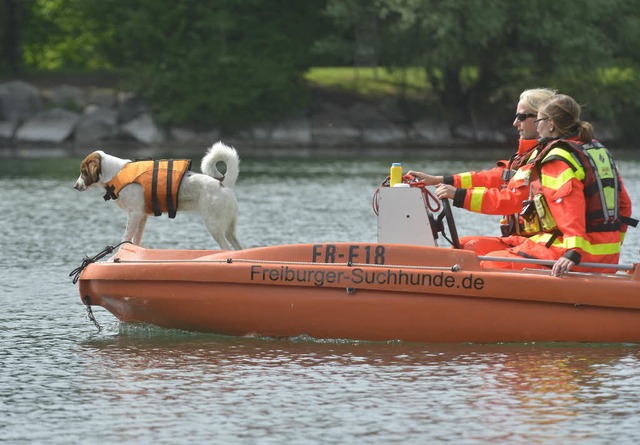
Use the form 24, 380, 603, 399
225, 221, 243, 250
227, 235, 243, 250
131, 215, 148, 245
123, 212, 147, 245
201, 219, 232, 250
214, 233, 232, 251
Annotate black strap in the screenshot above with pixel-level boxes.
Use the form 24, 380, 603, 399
151, 160, 161, 216
501, 168, 515, 182
587, 221, 621, 233
622, 216, 639, 228
545, 229, 562, 248
166, 160, 177, 218
103, 184, 117, 201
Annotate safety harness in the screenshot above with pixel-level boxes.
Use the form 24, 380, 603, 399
534, 139, 637, 233
500, 148, 539, 236
103, 159, 192, 218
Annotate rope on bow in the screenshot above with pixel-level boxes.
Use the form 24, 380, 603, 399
69, 241, 133, 284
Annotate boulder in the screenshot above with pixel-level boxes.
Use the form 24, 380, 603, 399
15, 108, 80, 143
311, 102, 361, 146
117, 94, 147, 124
412, 118, 452, 144
0, 120, 18, 139
171, 127, 221, 145
311, 113, 361, 146
0, 80, 42, 122
48, 84, 86, 109
121, 113, 165, 144
270, 117, 312, 144
241, 123, 273, 140
361, 120, 407, 144
456, 124, 509, 143
74, 107, 119, 143
87, 88, 117, 108
171, 127, 200, 143
349, 103, 407, 144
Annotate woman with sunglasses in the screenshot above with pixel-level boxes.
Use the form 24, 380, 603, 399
441, 94, 634, 276
408, 87, 557, 252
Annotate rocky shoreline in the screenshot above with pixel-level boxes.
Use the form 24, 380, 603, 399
0, 79, 514, 157
0, 79, 626, 159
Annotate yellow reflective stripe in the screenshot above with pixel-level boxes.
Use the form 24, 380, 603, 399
530, 234, 620, 255
469, 188, 486, 212
459, 172, 473, 188
563, 235, 620, 255
545, 147, 582, 171
562, 236, 586, 250
529, 233, 559, 245
540, 169, 576, 190
544, 148, 585, 180
512, 167, 530, 181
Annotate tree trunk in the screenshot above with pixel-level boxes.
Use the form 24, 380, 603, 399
3, 0, 23, 75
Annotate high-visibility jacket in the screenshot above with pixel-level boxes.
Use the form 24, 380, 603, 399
104, 159, 192, 218
533, 139, 635, 235
453, 136, 634, 272
444, 138, 538, 189
445, 138, 538, 236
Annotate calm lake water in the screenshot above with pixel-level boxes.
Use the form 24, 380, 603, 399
1, 151, 640, 444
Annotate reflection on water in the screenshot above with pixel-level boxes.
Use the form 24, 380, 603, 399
68, 324, 640, 444
1, 155, 640, 444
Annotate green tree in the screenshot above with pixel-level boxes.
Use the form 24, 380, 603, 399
79, 0, 329, 130
21, 0, 107, 69
323, 0, 640, 140
1, 0, 31, 75
318, 0, 381, 67
498, 0, 640, 124
10, 0, 640, 142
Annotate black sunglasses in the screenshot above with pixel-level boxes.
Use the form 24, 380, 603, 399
515, 113, 537, 122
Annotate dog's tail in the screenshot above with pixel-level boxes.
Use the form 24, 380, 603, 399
201, 141, 240, 188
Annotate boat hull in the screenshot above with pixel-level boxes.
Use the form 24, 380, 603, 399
78, 243, 640, 343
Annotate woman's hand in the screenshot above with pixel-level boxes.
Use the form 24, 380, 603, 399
435, 184, 456, 200
551, 256, 576, 277
406, 171, 444, 186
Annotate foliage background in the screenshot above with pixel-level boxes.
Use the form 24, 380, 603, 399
2, 0, 640, 141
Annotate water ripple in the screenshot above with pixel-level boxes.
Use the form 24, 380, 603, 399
1, 157, 640, 444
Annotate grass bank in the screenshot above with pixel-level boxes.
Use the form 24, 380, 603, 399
305, 67, 431, 99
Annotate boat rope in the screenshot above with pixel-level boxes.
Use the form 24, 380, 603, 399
69, 241, 133, 284
372, 174, 441, 216
82, 296, 102, 331
108, 255, 637, 275
112, 257, 463, 272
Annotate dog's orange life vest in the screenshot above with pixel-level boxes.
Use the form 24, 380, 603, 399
103, 159, 192, 218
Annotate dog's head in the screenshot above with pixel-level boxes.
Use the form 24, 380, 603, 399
74, 151, 103, 191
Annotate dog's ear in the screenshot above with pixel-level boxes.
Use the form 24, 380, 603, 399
82, 153, 102, 186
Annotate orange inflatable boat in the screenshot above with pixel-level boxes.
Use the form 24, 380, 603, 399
74, 186, 640, 343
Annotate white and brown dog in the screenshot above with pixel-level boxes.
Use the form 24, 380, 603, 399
74, 141, 243, 250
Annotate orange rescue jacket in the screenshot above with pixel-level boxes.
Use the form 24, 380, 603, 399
454, 136, 634, 271
104, 159, 192, 218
